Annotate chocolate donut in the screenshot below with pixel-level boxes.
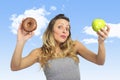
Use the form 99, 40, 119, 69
22, 17, 37, 32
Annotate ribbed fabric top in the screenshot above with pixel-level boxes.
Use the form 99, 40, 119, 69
43, 57, 80, 80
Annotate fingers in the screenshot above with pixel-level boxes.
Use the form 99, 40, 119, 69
97, 29, 107, 39
18, 23, 24, 34
25, 31, 34, 39
97, 24, 110, 40
27, 31, 34, 36
30, 31, 34, 38
106, 24, 110, 33
18, 23, 34, 38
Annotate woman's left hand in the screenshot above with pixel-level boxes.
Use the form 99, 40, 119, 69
97, 24, 110, 43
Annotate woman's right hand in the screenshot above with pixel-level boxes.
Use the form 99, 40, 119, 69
17, 23, 34, 43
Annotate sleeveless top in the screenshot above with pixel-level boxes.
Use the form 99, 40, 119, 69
43, 57, 80, 80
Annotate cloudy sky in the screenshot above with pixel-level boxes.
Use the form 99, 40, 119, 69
0, 0, 120, 80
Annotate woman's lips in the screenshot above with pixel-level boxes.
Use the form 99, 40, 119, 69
60, 35, 66, 39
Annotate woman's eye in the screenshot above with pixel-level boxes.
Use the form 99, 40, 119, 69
58, 26, 62, 29
66, 28, 69, 31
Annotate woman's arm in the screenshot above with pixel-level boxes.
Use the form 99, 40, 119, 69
11, 46, 40, 71
75, 25, 110, 65
96, 24, 110, 64
11, 24, 39, 71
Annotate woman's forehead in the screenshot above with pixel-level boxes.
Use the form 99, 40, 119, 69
55, 19, 70, 26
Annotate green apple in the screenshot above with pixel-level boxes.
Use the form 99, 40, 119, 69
92, 18, 106, 32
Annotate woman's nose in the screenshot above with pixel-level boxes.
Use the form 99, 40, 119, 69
62, 28, 67, 33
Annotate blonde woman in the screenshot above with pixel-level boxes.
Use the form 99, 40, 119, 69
11, 14, 110, 80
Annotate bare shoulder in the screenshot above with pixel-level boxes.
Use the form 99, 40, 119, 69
73, 40, 87, 53
29, 48, 42, 59
74, 40, 83, 48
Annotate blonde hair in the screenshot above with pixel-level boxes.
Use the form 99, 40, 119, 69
39, 14, 79, 67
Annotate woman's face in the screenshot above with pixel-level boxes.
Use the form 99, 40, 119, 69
53, 19, 70, 44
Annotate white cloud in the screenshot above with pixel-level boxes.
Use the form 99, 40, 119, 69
10, 7, 50, 36
82, 38, 98, 44
82, 26, 97, 36
61, 5, 65, 11
108, 23, 120, 38
50, 6, 57, 11
82, 23, 120, 44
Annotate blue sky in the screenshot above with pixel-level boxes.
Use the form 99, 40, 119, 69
1, 0, 120, 80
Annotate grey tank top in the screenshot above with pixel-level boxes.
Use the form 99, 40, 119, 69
43, 57, 80, 80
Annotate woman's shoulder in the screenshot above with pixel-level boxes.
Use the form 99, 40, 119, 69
31, 47, 42, 52
72, 40, 84, 49
30, 47, 42, 57
73, 40, 81, 46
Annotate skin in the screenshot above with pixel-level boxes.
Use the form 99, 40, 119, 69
53, 19, 70, 47
11, 19, 110, 71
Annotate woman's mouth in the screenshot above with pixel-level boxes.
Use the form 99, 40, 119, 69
60, 35, 66, 39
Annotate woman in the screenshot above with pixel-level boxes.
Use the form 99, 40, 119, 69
11, 14, 110, 80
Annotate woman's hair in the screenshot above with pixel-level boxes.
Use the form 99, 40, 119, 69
39, 14, 79, 67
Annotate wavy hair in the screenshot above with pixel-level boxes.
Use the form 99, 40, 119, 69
39, 14, 79, 67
